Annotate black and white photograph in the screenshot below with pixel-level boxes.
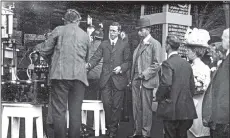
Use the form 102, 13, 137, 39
1, 1, 229, 138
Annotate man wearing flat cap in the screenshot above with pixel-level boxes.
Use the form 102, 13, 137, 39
156, 36, 197, 138
34, 9, 90, 138
128, 18, 162, 138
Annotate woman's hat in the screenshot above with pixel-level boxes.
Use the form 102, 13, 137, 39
184, 28, 210, 48
135, 18, 151, 29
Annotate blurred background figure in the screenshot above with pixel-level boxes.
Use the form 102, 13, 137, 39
202, 28, 229, 138
87, 25, 95, 42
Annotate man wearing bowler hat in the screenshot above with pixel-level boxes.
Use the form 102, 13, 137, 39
128, 18, 162, 138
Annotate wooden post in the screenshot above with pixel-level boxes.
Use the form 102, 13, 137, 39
141, 5, 145, 17
223, 3, 229, 28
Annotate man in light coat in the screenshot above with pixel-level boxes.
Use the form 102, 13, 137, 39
34, 9, 90, 138
128, 18, 162, 138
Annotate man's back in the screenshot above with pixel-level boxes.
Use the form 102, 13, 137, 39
36, 23, 90, 86
157, 54, 197, 120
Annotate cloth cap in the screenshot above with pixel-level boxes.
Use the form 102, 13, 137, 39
63, 9, 81, 22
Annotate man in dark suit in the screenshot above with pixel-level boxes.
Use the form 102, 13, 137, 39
202, 28, 229, 138
34, 9, 90, 138
86, 22, 131, 138
128, 18, 162, 138
156, 36, 197, 138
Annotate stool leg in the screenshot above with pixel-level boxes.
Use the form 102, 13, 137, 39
36, 116, 43, 138
81, 110, 87, 125
100, 110, 106, 135
94, 110, 100, 136
66, 110, 69, 129
2, 114, 9, 138
25, 117, 33, 138
11, 117, 20, 138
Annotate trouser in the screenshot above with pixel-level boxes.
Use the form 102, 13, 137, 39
132, 77, 153, 137
163, 120, 193, 138
101, 78, 124, 135
210, 124, 229, 138
51, 79, 85, 138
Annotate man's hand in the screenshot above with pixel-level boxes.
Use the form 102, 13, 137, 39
113, 66, 122, 74
137, 73, 145, 80
85, 63, 91, 71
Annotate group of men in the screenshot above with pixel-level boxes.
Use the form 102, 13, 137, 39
34, 9, 229, 138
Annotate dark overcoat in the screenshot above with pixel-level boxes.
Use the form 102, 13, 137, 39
202, 54, 229, 129
156, 54, 198, 120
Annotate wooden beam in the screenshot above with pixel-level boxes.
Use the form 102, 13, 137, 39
223, 3, 229, 28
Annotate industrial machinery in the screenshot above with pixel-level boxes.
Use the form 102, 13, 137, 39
1, 3, 49, 104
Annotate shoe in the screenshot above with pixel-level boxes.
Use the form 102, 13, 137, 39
127, 134, 142, 138
109, 132, 116, 138
106, 130, 110, 136
141, 136, 151, 138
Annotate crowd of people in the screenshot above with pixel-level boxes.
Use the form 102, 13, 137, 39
34, 9, 229, 138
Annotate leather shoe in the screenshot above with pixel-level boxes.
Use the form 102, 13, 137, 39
141, 136, 151, 138
109, 133, 116, 138
127, 134, 142, 138
106, 130, 110, 136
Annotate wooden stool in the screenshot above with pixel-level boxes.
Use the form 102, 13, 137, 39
66, 100, 106, 136
81, 100, 106, 136
2, 103, 43, 138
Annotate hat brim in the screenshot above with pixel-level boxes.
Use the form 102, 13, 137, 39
184, 43, 210, 49
135, 25, 151, 30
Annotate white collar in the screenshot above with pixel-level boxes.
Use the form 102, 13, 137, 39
143, 34, 151, 44
193, 58, 202, 65
110, 37, 118, 45
168, 51, 178, 58
226, 49, 229, 56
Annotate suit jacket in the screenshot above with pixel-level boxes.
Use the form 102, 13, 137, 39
156, 54, 198, 120
89, 38, 131, 90
35, 23, 90, 86
87, 40, 103, 80
202, 54, 229, 129
131, 36, 162, 89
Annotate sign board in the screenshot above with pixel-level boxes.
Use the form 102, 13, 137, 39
168, 23, 188, 41
168, 4, 189, 15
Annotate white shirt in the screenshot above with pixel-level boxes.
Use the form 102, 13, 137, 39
110, 37, 118, 45
168, 51, 178, 58
143, 34, 151, 44
226, 49, 229, 56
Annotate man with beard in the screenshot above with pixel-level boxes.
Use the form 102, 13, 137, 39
128, 18, 162, 138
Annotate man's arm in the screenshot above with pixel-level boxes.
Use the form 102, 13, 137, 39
34, 27, 59, 57
88, 43, 103, 69
120, 42, 132, 73
156, 61, 173, 102
142, 42, 161, 80
190, 68, 196, 97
